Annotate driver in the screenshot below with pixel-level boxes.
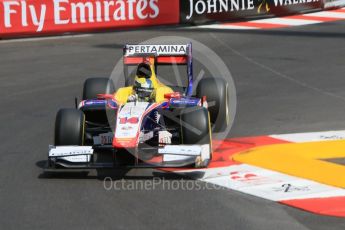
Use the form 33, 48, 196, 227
128, 62, 155, 102
114, 61, 173, 104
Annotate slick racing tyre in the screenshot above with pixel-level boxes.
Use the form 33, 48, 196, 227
82, 78, 115, 100
180, 107, 212, 145
55, 109, 85, 146
196, 78, 230, 133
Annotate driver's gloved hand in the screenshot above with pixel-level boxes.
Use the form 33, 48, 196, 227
127, 94, 137, 102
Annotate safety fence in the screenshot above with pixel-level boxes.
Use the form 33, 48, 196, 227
0, 0, 344, 38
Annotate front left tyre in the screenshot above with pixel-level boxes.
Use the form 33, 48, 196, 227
179, 107, 212, 168
179, 107, 212, 145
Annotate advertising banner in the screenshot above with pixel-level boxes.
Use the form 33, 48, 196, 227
0, 0, 180, 37
323, 0, 345, 8
180, 0, 323, 24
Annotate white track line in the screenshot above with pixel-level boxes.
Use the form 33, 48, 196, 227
0, 34, 92, 44
307, 11, 345, 18
270, 130, 345, 143
252, 18, 321, 25
195, 24, 257, 30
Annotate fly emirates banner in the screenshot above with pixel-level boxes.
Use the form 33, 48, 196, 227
0, 0, 179, 37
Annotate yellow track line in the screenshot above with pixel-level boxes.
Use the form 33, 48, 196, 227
233, 140, 345, 188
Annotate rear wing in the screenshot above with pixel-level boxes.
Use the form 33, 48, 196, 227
123, 43, 194, 96
123, 44, 192, 65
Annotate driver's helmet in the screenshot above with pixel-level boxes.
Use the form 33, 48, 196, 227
136, 62, 152, 78
134, 63, 154, 101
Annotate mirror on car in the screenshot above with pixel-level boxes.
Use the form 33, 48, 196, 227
164, 92, 181, 99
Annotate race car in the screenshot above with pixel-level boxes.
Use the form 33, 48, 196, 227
46, 43, 230, 171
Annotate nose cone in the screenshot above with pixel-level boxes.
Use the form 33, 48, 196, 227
113, 137, 138, 149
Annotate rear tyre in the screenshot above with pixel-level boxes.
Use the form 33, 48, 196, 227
196, 78, 230, 132
54, 109, 85, 146
82, 78, 115, 100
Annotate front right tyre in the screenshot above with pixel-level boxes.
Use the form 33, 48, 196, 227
54, 109, 85, 146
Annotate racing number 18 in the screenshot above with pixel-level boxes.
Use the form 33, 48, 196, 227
119, 117, 139, 124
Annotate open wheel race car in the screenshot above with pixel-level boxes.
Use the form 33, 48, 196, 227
46, 43, 230, 171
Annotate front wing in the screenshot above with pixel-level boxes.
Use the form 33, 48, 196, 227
45, 144, 211, 171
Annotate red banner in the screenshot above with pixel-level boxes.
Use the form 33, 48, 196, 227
0, 0, 179, 37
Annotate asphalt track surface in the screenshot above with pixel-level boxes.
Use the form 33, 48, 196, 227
1, 21, 345, 230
